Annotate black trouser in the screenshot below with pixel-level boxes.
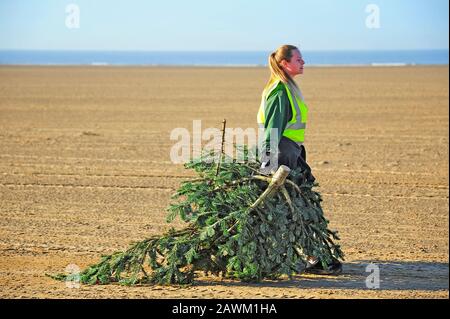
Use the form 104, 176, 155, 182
278, 137, 315, 184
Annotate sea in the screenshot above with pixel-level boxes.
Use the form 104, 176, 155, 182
0, 50, 448, 67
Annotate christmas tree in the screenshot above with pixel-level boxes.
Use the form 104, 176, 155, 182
49, 123, 343, 286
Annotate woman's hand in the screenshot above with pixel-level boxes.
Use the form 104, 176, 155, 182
259, 153, 278, 176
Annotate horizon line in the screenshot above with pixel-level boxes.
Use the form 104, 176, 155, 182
0, 48, 449, 52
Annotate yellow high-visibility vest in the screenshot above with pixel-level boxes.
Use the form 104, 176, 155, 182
257, 79, 308, 143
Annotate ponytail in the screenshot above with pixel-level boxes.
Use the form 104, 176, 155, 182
264, 45, 300, 93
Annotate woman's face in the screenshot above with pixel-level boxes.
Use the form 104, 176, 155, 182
281, 49, 305, 77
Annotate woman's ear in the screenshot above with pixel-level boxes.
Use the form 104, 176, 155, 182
280, 59, 287, 68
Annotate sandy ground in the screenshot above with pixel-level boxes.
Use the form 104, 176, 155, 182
0, 65, 448, 299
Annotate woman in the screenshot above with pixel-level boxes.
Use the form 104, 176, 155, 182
257, 44, 342, 275
257, 45, 314, 184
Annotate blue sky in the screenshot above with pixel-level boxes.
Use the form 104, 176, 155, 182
0, 0, 448, 51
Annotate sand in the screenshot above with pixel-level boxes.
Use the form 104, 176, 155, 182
0, 65, 448, 299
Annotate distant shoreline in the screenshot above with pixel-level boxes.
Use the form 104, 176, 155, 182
1, 63, 448, 68
1, 49, 448, 67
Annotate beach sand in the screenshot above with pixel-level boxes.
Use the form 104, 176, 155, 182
0, 65, 448, 298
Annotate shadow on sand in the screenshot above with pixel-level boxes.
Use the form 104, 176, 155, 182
195, 260, 449, 291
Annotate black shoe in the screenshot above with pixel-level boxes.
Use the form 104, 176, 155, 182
303, 258, 343, 275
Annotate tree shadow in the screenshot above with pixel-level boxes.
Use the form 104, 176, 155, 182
195, 260, 449, 291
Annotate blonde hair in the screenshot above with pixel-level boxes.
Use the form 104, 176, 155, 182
265, 44, 300, 92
